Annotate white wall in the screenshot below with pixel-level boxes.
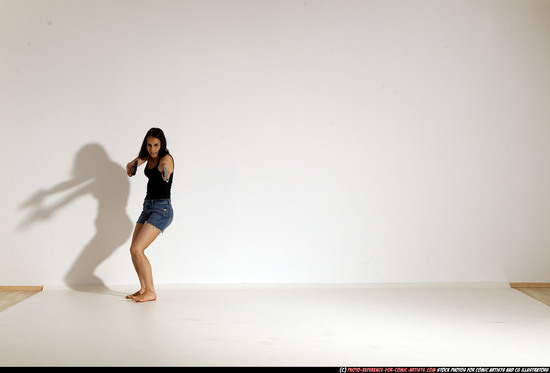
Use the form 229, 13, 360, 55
2, 0, 550, 286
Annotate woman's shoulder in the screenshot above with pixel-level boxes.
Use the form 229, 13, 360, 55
160, 153, 174, 164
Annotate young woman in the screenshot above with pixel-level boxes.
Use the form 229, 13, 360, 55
125, 128, 174, 302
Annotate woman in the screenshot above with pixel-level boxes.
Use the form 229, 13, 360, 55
125, 128, 174, 302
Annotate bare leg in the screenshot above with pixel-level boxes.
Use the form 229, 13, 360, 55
128, 222, 161, 302
126, 223, 145, 298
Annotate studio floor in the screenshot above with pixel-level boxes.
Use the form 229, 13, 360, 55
1, 283, 550, 367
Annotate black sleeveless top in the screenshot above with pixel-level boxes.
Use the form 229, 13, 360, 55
144, 156, 173, 200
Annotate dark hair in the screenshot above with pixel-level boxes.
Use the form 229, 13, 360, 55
138, 127, 170, 159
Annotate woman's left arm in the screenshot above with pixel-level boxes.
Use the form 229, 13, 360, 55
158, 155, 174, 181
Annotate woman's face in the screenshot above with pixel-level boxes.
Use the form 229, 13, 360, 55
146, 136, 162, 159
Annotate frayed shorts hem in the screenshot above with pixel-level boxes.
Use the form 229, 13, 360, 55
136, 199, 174, 233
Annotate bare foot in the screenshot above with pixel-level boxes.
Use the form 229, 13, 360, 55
130, 291, 157, 303
125, 290, 144, 299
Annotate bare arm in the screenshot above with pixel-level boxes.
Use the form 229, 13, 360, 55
126, 157, 148, 177
158, 155, 174, 181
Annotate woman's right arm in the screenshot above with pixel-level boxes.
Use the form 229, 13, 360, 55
126, 157, 147, 177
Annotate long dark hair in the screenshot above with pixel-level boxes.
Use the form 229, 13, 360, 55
138, 128, 170, 160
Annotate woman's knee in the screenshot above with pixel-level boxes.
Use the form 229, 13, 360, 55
130, 245, 144, 258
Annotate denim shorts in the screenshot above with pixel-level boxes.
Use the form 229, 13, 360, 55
137, 199, 174, 232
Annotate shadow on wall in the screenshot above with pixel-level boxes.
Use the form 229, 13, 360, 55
18, 143, 133, 293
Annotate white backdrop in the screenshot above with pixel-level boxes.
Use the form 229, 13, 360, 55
2, 0, 550, 286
